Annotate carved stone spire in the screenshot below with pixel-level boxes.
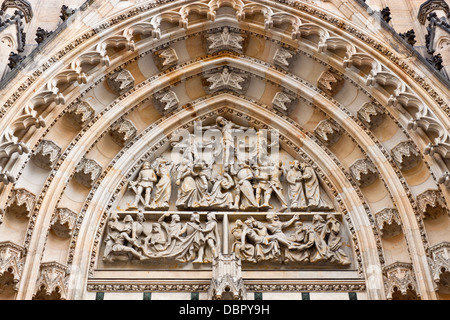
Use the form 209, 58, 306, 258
208, 253, 246, 300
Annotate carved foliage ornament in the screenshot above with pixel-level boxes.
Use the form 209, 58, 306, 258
0, 241, 25, 293
5, 188, 35, 219
206, 27, 244, 54
383, 262, 420, 300
34, 262, 69, 300
428, 242, 450, 293
203, 67, 250, 95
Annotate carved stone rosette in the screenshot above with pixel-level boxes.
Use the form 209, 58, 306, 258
5, 188, 36, 219
208, 253, 246, 300
317, 70, 344, 96
66, 101, 95, 128
428, 242, 450, 293
32, 140, 61, 170
106, 69, 135, 95
109, 119, 137, 146
50, 208, 78, 238
383, 262, 420, 300
153, 47, 179, 71
33, 262, 69, 300
416, 189, 447, 219
375, 208, 402, 238
391, 141, 421, 171
357, 102, 386, 130
74, 158, 102, 188
314, 119, 342, 147
0, 241, 25, 293
350, 159, 378, 187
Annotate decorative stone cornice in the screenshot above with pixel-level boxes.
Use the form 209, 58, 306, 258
357, 102, 385, 130
50, 208, 78, 238
428, 242, 450, 293
350, 159, 378, 187
106, 69, 135, 95
317, 69, 344, 97
375, 208, 402, 238
109, 119, 137, 146
34, 262, 69, 300
32, 140, 61, 170
416, 189, 448, 219
66, 101, 95, 128
74, 158, 102, 188
0, 241, 25, 293
391, 141, 421, 171
383, 262, 420, 300
314, 119, 342, 147
5, 188, 35, 219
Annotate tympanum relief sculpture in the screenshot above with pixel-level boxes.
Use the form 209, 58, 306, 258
101, 117, 351, 268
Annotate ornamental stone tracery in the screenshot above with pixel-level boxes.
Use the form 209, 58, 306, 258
0, 0, 448, 301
